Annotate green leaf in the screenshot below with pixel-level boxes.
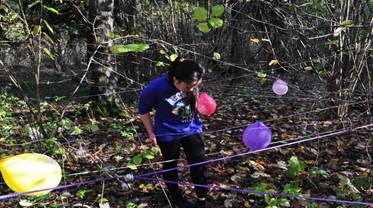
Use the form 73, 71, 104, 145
86, 123, 99, 133
197, 22, 211, 33
76, 189, 91, 199
340, 19, 353, 27
213, 52, 221, 60
43, 20, 54, 34
310, 167, 328, 178
43, 6, 60, 14
143, 151, 155, 160
283, 182, 301, 195
132, 154, 143, 165
100, 197, 109, 203
170, 54, 178, 62
126, 202, 137, 208
28, 0, 41, 9
288, 156, 305, 176
193, 7, 208, 21
308, 201, 319, 208
42, 32, 54, 44
156, 61, 166, 67
208, 18, 223, 28
32, 25, 41, 36
71, 126, 83, 135
212, 5, 224, 17
108, 32, 120, 39
277, 198, 290, 207
111, 43, 149, 54
127, 163, 137, 170
257, 71, 267, 79
42, 47, 55, 60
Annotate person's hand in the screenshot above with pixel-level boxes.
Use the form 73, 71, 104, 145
148, 132, 157, 145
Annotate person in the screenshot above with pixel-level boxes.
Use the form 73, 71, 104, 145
138, 57, 207, 208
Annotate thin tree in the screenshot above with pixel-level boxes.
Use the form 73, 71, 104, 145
88, 0, 123, 114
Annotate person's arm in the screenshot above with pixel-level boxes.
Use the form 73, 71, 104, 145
139, 113, 157, 145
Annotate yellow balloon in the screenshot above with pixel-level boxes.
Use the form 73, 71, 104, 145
0, 153, 62, 196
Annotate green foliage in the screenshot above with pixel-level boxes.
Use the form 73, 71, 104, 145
19, 195, 50, 207
257, 70, 268, 84
43, 6, 60, 14
28, 0, 41, 9
353, 176, 373, 189
0, 5, 27, 41
312, 58, 327, 77
310, 167, 328, 179
287, 156, 305, 177
43, 20, 54, 34
213, 52, 221, 60
208, 18, 223, 28
283, 182, 301, 195
111, 43, 150, 54
197, 22, 211, 33
264, 195, 290, 208
71, 126, 83, 135
143, 151, 155, 160
126, 202, 137, 208
193, 4, 224, 33
43, 137, 61, 156
43, 47, 55, 60
193, 7, 208, 21
0, 91, 20, 138
107, 120, 135, 140
211, 5, 224, 17
76, 189, 92, 199
308, 201, 319, 208
248, 183, 276, 196
333, 175, 360, 197
86, 122, 100, 133
127, 150, 157, 170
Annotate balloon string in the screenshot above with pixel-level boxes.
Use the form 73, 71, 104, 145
0, 123, 371, 201
134, 176, 373, 207
66, 124, 363, 176
145, 99, 373, 138
136, 123, 373, 177
0, 176, 117, 200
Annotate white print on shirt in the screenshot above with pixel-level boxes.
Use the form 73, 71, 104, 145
165, 92, 194, 122
165, 92, 186, 106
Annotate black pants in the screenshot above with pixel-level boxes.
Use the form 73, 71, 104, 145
157, 134, 207, 198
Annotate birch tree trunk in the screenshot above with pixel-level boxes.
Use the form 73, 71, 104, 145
88, 0, 123, 113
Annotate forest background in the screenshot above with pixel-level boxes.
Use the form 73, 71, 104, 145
0, 0, 372, 208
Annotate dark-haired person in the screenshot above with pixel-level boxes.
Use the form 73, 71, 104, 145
138, 58, 207, 208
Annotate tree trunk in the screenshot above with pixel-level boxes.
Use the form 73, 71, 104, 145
88, 0, 123, 113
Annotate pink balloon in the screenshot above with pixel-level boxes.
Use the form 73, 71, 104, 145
242, 121, 272, 151
197, 92, 217, 116
272, 79, 288, 96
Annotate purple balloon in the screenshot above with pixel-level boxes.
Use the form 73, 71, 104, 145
272, 79, 288, 96
242, 121, 272, 151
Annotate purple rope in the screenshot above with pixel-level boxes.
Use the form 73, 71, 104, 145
0, 124, 371, 203
0, 176, 116, 200
1, 173, 372, 206
134, 176, 373, 206
137, 124, 373, 177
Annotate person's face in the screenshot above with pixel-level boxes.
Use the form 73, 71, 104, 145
173, 77, 202, 92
